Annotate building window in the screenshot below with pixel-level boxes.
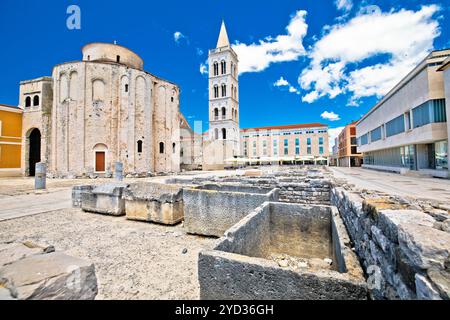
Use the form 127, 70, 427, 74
213, 62, 219, 76
33, 95, 40, 106
262, 141, 267, 156
371, 127, 382, 142
116, 55, 121, 63
25, 96, 31, 108
319, 137, 324, 145
243, 141, 248, 156
413, 99, 447, 128
435, 140, 448, 170
214, 108, 219, 120
159, 142, 164, 154
295, 138, 300, 155
319, 146, 324, 155
360, 134, 369, 145
253, 141, 257, 157
171, 97, 174, 102
214, 128, 219, 140
222, 107, 226, 120
137, 140, 143, 153
214, 85, 219, 98
221, 61, 226, 74
125, 84, 129, 92
222, 128, 227, 140
221, 84, 226, 97
405, 111, 412, 131
173, 143, 176, 154
284, 139, 289, 156
273, 139, 278, 156
386, 114, 405, 138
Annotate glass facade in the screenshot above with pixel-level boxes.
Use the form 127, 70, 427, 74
435, 140, 448, 170
364, 145, 416, 170
386, 114, 405, 138
413, 99, 447, 128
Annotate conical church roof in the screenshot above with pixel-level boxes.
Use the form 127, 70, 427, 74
216, 20, 230, 48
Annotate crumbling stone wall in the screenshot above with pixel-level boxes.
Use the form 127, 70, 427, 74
331, 187, 450, 300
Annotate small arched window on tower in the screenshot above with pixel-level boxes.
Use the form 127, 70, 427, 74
214, 108, 219, 120
214, 85, 219, 98
33, 96, 39, 106
222, 107, 226, 120
221, 61, 226, 74
125, 84, 129, 93
25, 96, 31, 108
213, 62, 219, 76
222, 128, 227, 140
214, 128, 219, 140
137, 140, 143, 153
116, 55, 121, 63
159, 142, 165, 154
231, 62, 234, 76
221, 84, 226, 97
172, 143, 176, 154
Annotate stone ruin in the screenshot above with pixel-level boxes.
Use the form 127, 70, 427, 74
0, 241, 98, 300
68, 166, 450, 300
183, 184, 280, 237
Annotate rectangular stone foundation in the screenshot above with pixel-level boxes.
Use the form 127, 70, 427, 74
123, 183, 184, 225
72, 185, 93, 208
183, 184, 279, 237
81, 183, 129, 216
198, 202, 367, 300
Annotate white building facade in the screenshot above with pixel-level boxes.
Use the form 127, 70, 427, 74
357, 49, 450, 178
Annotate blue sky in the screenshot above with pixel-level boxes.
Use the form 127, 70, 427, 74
0, 0, 449, 144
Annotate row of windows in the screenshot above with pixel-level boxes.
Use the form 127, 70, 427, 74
212, 61, 237, 77
136, 141, 176, 154
24, 95, 40, 108
213, 84, 237, 99
358, 99, 447, 146
242, 130, 328, 138
213, 128, 228, 140
213, 107, 238, 121
244, 138, 325, 156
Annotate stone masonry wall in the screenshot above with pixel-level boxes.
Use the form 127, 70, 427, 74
331, 186, 450, 300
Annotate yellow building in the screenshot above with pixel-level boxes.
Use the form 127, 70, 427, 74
0, 104, 23, 176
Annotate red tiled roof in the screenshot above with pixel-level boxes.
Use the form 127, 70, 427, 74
241, 123, 328, 132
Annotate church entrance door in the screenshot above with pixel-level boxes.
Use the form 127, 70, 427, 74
95, 152, 105, 172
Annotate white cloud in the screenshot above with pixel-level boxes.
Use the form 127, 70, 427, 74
299, 5, 441, 104
232, 10, 308, 74
335, 0, 353, 12
173, 31, 186, 43
273, 77, 300, 95
274, 77, 289, 87
196, 48, 204, 56
328, 126, 345, 152
321, 111, 341, 122
199, 63, 208, 75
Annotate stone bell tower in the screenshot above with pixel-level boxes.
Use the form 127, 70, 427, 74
203, 21, 240, 170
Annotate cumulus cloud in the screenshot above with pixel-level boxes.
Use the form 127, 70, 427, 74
273, 77, 300, 95
199, 63, 208, 75
173, 31, 186, 44
321, 111, 341, 121
335, 0, 353, 12
299, 5, 441, 104
232, 10, 308, 74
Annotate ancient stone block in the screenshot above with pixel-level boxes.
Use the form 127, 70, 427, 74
81, 183, 129, 216
183, 184, 279, 237
199, 202, 367, 300
72, 185, 93, 208
398, 223, 450, 270
123, 182, 184, 225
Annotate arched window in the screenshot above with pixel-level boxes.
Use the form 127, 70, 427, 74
137, 140, 143, 153
214, 128, 219, 140
116, 55, 121, 63
214, 85, 219, 98
33, 95, 39, 106
221, 84, 226, 97
234, 87, 237, 99
222, 128, 227, 140
125, 84, 129, 92
221, 61, 226, 74
214, 108, 219, 120
159, 142, 164, 154
231, 62, 234, 76
25, 96, 31, 108
222, 107, 226, 120
172, 143, 176, 154
213, 62, 219, 76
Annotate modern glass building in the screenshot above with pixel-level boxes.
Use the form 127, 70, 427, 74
356, 49, 450, 178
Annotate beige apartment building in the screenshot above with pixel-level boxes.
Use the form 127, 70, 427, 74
337, 121, 362, 167
357, 49, 450, 178
240, 123, 329, 165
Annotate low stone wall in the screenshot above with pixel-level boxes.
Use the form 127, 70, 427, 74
183, 184, 279, 237
199, 202, 367, 300
331, 187, 450, 300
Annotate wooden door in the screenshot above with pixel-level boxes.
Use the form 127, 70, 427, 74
95, 152, 105, 172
